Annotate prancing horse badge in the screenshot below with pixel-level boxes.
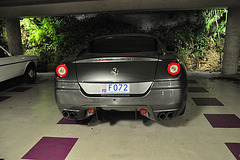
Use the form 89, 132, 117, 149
111, 67, 119, 76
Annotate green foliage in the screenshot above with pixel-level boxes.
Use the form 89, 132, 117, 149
21, 17, 58, 71
21, 10, 227, 71
0, 20, 8, 49
202, 9, 227, 52
21, 15, 140, 71
150, 9, 227, 65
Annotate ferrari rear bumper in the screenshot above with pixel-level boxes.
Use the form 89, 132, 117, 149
55, 80, 187, 121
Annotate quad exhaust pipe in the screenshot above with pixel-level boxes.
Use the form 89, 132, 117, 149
62, 111, 69, 118
158, 112, 167, 120
158, 112, 175, 120
62, 111, 77, 119
69, 112, 77, 119
167, 112, 174, 119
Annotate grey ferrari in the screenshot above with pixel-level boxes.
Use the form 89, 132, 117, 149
55, 34, 188, 121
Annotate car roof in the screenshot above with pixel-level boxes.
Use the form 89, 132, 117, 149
94, 33, 156, 40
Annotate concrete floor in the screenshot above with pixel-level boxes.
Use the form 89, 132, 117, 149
0, 72, 239, 160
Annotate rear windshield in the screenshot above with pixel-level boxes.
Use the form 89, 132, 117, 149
89, 36, 157, 53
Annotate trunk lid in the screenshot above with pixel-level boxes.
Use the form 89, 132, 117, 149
74, 52, 159, 83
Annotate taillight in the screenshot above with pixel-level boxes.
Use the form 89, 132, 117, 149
140, 108, 147, 115
167, 62, 181, 76
56, 64, 68, 77
88, 108, 94, 115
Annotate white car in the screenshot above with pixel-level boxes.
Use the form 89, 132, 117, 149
0, 46, 38, 83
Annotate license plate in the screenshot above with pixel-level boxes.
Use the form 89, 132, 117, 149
101, 83, 130, 94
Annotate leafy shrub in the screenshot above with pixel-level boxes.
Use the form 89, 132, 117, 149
19, 9, 227, 72
149, 9, 227, 71
21, 15, 140, 71
0, 20, 8, 49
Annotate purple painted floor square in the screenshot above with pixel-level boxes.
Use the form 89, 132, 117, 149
0, 96, 11, 102
188, 80, 198, 84
204, 114, 240, 128
58, 118, 81, 124
8, 87, 32, 92
225, 143, 240, 159
188, 87, 208, 92
22, 137, 78, 160
192, 98, 224, 106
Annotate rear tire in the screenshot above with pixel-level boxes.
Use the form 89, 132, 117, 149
24, 65, 37, 84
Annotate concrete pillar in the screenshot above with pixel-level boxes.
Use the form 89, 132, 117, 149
5, 18, 23, 55
222, 7, 240, 75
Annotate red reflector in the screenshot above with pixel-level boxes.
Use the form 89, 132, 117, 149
56, 64, 68, 78
88, 108, 94, 115
141, 108, 147, 115
167, 62, 181, 76
100, 58, 131, 61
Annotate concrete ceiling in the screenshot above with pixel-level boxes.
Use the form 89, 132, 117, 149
0, 0, 240, 18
